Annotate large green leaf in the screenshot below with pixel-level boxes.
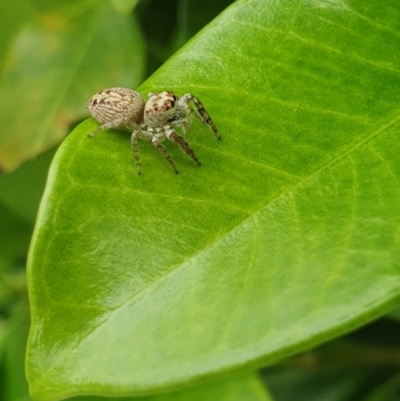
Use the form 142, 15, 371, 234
0, 0, 144, 172
27, 0, 400, 400
131, 373, 272, 401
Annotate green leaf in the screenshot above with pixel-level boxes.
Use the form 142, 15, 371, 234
265, 366, 369, 401
264, 338, 400, 401
109, 0, 139, 15
0, 318, 9, 362
174, 0, 234, 48
1, 316, 31, 401
0, 147, 57, 223
386, 304, 400, 322
361, 373, 400, 401
88, 373, 272, 401
0, 201, 31, 273
27, 0, 400, 400
0, 315, 271, 401
0, 0, 144, 172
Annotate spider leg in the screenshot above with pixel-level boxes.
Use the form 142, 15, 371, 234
130, 130, 141, 175
165, 127, 201, 166
138, 125, 154, 140
152, 133, 178, 174
180, 94, 220, 140
179, 114, 192, 134
87, 117, 124, 138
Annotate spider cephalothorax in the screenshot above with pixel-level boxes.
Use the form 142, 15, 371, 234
86, 88, 219, 175
144, 91, 180, 126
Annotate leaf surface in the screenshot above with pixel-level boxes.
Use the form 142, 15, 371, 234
27, 0, 400, 400
0, 315, 271, 401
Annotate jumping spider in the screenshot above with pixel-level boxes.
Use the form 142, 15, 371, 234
86, 88, 220, 174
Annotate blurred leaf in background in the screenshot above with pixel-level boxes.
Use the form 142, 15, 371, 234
0, 200, 31, 366
0, 147, 57, 223
137, 0, 233, 75
264, 319, 400, 401
0, 0, 145, 173
109, 0, 140, 15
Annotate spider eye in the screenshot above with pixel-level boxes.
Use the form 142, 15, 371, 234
168, 116, 180, 123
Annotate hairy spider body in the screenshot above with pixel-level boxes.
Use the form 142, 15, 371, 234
86, 88, 145, 133
86, 88, 219, 175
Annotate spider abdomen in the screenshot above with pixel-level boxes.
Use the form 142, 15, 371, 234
86, 88, 145, 127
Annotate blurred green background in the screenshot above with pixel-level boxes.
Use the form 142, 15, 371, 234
1, 1, 400, 400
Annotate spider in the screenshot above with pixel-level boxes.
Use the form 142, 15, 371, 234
86, 88, 220, 174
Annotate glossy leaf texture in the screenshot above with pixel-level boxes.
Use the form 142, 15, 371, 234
27, 0, 400, 400
1, 316, 271, 401
96, 373, 272, 401
0, 0, 144, 172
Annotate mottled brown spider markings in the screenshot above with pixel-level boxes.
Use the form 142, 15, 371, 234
86, 88, 219, 175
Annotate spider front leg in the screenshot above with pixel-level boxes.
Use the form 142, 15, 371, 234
130, 130, 141, 175
180, 94, 220, 140
165, 127, 201, 166
151, 133, 179, 174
